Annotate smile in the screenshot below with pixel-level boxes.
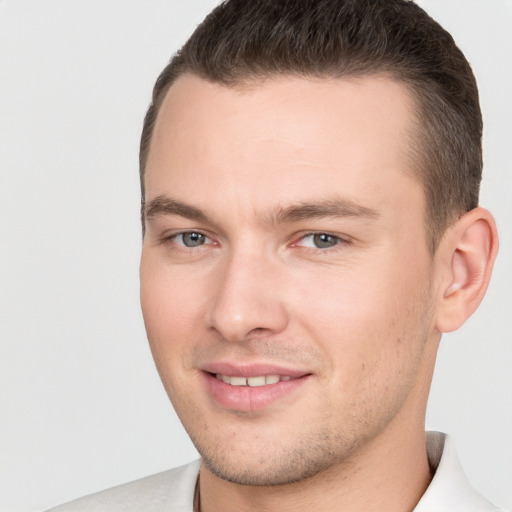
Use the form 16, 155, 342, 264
215, 374, 294, 386
204, 369, 311, 412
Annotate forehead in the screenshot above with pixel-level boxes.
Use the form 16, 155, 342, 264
145, 73, 421, 221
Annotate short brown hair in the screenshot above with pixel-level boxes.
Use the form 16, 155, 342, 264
140, 0, 482, 252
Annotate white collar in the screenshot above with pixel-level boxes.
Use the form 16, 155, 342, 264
414, 431, 501, 511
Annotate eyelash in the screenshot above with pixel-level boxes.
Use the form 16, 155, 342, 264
293, 232, 352, 251
161, 231, 214, 249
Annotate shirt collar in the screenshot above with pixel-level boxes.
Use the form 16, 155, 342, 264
414, 431, 500, 511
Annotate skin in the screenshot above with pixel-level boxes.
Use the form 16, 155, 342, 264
139, 74, 497, 511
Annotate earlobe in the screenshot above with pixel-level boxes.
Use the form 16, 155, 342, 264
435, 207, 498, 333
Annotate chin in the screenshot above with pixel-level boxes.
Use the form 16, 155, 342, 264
190, 422, 352, 487
201, 450, 338, 486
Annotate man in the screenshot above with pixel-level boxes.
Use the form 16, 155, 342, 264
49, 0, 501, 510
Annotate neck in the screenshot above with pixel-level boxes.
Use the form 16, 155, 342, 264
198, 424, 432, 512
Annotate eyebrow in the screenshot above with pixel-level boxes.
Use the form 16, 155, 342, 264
269, 199, 379, 225
143, 195, 379, 226
143, 196, 209, 223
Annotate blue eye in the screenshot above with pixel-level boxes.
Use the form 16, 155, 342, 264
300, 233, 342, 249
176, 232, 208, 247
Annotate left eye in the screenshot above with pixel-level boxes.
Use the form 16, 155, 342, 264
299, 233, 343, 249
174, 232, 211, 247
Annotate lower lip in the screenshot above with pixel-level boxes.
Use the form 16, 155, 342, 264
203, 373, 310, 412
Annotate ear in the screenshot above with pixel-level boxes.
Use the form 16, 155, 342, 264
435, 207, 499, 333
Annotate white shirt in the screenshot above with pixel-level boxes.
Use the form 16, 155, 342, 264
47, 432, 502, 511
416, 432, 502, 511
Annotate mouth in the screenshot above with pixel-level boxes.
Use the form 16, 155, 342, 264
201, 365, 311, 412
213, 373, 295, 386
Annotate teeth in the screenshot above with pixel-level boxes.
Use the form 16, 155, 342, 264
265, 375, 280, 385
247, 376, 266, 387
230, 376, 247, 386
216, 374, 294, 386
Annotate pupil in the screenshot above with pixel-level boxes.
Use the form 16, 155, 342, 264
184, 232, 204, 247
314, 233, 336, 248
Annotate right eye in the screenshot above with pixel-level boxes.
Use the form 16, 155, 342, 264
172, 232, 211, 247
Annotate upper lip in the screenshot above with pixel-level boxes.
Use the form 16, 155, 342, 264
202, 361, 310, 378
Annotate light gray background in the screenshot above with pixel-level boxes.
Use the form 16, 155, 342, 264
1, 1, 510, 511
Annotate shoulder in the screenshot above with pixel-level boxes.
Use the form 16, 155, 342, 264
46, 459, 200, 512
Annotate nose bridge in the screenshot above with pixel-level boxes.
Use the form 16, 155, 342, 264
208, 243, 288, 342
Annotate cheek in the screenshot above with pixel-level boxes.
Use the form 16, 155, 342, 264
290, 262, 391, 336
288, 256, 431, 378
140, 254, 209, 360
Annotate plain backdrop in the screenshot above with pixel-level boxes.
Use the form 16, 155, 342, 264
0, 1, 511, 511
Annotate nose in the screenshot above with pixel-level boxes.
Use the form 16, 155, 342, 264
207, 248, 289, 343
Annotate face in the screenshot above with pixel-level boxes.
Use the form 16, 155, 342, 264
140, 74, 441, 485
